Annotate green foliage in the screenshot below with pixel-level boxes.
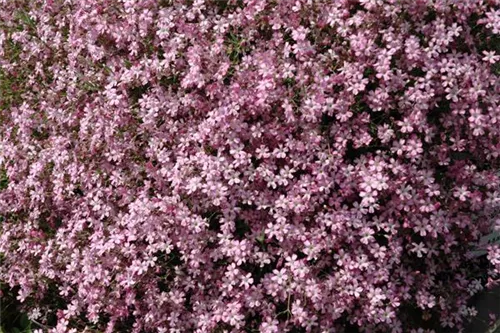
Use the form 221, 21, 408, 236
14, 10, 36, 30
0, 286, 33, 333
213, 0, 244, 14
159, 74, 180, 92
0, 167, 7, 191
225, 30, 248, 65
0, 66, 26, 111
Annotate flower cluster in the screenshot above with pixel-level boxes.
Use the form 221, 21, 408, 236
0, 0, 499, 332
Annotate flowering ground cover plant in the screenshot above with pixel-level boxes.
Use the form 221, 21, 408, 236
0, 0, 500, 332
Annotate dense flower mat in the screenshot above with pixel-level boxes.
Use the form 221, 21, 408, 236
0, 0, 500, 332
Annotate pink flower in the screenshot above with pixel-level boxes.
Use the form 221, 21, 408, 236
411, 242, 428, 258
453, 186, 471, 202
482, 51, 500, 64
1, 0, 499, 332
261, 319, 280, 333
271, 268, 288, 285
240, 273, 254, 289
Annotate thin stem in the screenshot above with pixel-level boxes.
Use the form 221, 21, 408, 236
30, 318, 51, 330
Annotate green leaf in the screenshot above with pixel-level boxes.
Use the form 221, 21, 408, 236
20, 313, 30, 329
15, 10, 36, 29
12, 327, 21, 333
256, 232, 265, 243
